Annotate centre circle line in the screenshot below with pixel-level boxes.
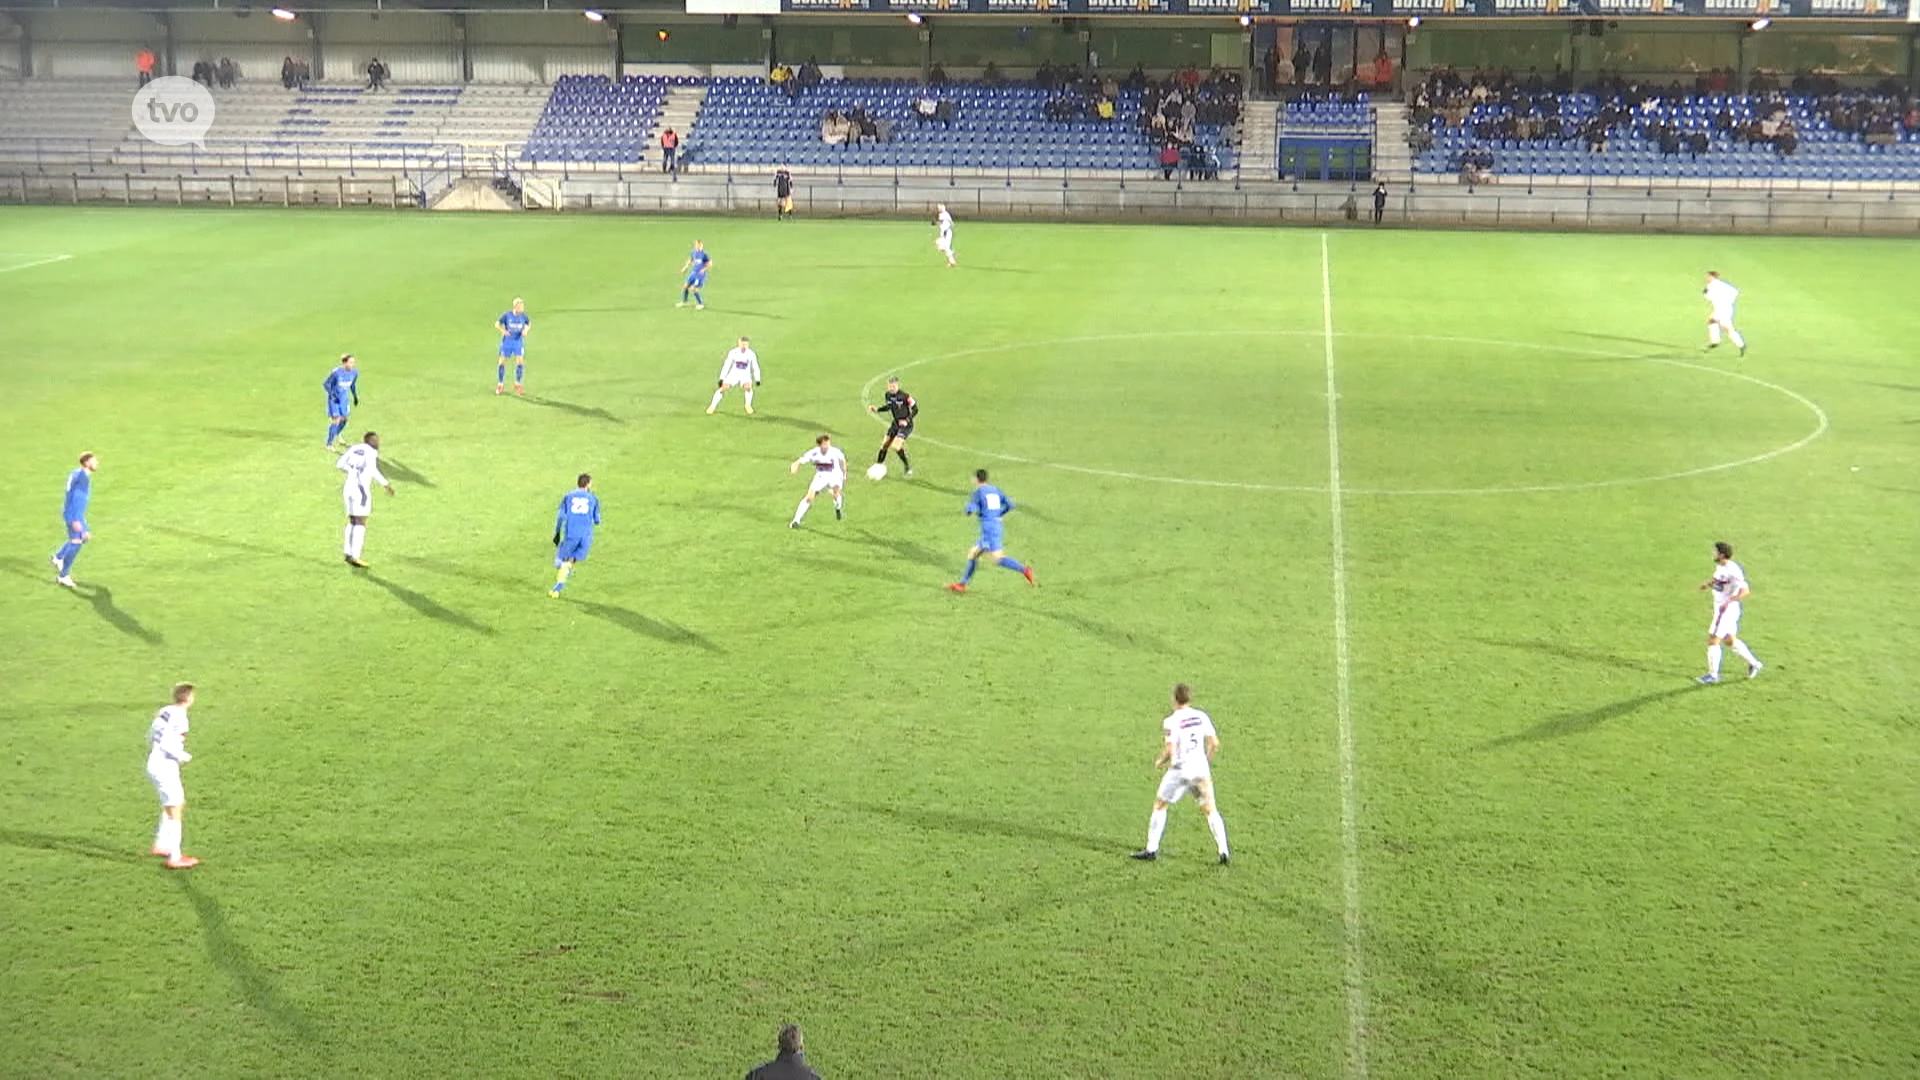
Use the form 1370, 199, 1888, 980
858, 331, 1829, 497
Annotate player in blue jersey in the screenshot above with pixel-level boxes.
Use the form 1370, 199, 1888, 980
322, 353, 359, 451
496, 298, 531, 396
947, 469, 1035, 593
50, 452, 98, 588
676, 241, 711, 310
550, 473, 601, 597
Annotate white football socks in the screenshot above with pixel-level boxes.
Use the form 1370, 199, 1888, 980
744, 389, 754, 410
1145, 808, 1167, 853
343, 524, 355, 556
155, 816, 181, 858
1708, 323, 1722, 345
347, 525, 367, 558
1206, 811, 1230, 858
792, 499, 811, 525
708, 389, 725, 411
1730, 639, 1759, 666
1706, 643, 1724, 677
1727, 328, 1745, 349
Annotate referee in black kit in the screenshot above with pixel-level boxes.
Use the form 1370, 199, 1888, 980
775, 165, 794, 220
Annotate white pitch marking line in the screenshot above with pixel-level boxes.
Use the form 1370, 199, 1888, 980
1321, 234, 1369, 1080
0, 253, 72, 274
858, 331, 1828, 497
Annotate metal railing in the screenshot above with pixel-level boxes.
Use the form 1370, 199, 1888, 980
0, 135, 468, 184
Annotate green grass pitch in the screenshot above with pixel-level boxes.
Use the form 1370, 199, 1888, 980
2, 207, 1916, 1078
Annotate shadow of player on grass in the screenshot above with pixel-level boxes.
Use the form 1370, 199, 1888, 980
1475, 685, 1702, 752
80, 585, 165, 646
569, 599, 723, 654
174, 875, 321, 1041
0, 828, 146, 864
377, 457, 436, 488
360, 573, 495, 637
524, 396, 622, 424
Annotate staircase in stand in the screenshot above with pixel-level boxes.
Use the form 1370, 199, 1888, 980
1241, 101, 1281, 181
647, 84, 708, 172
1372, 105, 1413, 185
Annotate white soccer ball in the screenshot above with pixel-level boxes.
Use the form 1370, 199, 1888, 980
866, 463, 888, 481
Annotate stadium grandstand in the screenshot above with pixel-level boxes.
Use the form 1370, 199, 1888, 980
0, 2, 1914, 231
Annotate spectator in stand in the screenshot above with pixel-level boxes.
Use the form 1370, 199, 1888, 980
1312, 43, 1332, 88
1372, 182, 1387, 225
929, 62, 948, 87
1126, 63, 1148, 92
660, 127, 680, 174
1371, 50, 1393, 92
367, 57, 389, 91
1159, 141, 1180, 181
983, 61, 1005, 86
800, 58, 822, 90
191, 60, 213, 88
914, 92, 938, 127
770, 63, 793, 96
1096, 96, 1115, 122
216, 57, 237, 89
282, 55, 298, 89
746, 1024, 820, 1080
1292, 40, 1312, 87
933, 98, 953, 129
136, 47, 156, 88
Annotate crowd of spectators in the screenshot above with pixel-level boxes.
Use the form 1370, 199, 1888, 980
770, 59, 825, 100
189, 58, 240, 90
1261, 41, 1394, 94
820, 104, 885, 146
280, 55, 313, 89
1416, 66, 1920, 177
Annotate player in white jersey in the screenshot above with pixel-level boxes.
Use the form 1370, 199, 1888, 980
787, 433, 847, 528
1131, 684, 1231, 865
336, 430, 395, 568
1703, 271, 1746, 356
707, 336, 762, 415
145, 683, 200, 869
934, 204, 956, 267
1697, 540, 1763, 683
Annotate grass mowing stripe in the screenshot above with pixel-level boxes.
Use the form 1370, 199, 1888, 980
1322, 232, 1370, 1080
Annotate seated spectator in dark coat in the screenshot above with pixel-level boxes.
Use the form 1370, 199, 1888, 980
928, 63, 947, 87
933, 99, 954, 129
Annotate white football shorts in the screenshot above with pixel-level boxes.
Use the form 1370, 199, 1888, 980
936, 233, 953, 254
807, 472, 844, 494
1708, 600, 1742, 638
343, 484, 373, 517
1156, 768, 1213, 806
1710, 305, 1736, 327
720, 369, 755, 388
147, 761, 185, 808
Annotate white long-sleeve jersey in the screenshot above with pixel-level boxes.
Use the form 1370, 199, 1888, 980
718, 346, 761, 383
338, 442, 389, 494
147, 704, 192, 769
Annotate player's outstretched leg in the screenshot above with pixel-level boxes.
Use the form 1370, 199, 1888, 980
1132, 806, 1169, 860
1205, 808, 1230, 865
996, 555, 1034, 586
895, 448, 912, 476
707, 386, 725, 414
677, 286, 690, 308
551, 561, 572, 597
1730, 637, 1762, 678
791, 495, 812, 529
1727, 327, 1746, 356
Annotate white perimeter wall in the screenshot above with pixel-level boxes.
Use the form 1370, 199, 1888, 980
470, 14, 613, 84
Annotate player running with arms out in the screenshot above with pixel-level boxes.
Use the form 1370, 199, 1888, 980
788, 434, 847, 528
323, 354, 359, 451
550, 473, 601, 598
1132, 683, 1231, 865
868, 376, 917, 476
933, 204, 956, 267
146, 683, 201, 869
708, 336, 761, 415
497, 298, 531, 396
1703, 271, 1746, 357
49, 452, 98, 588
337, 432, 395, 568
1697, 540, 1763, 684
677, 240, 712, 310
947, 470, 1034, 593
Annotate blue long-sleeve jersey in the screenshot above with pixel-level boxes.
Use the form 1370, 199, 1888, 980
965, 484, 1015, 524
62, 468, 91, 524
556, 489, 601, 541
323, 366, 359, 405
